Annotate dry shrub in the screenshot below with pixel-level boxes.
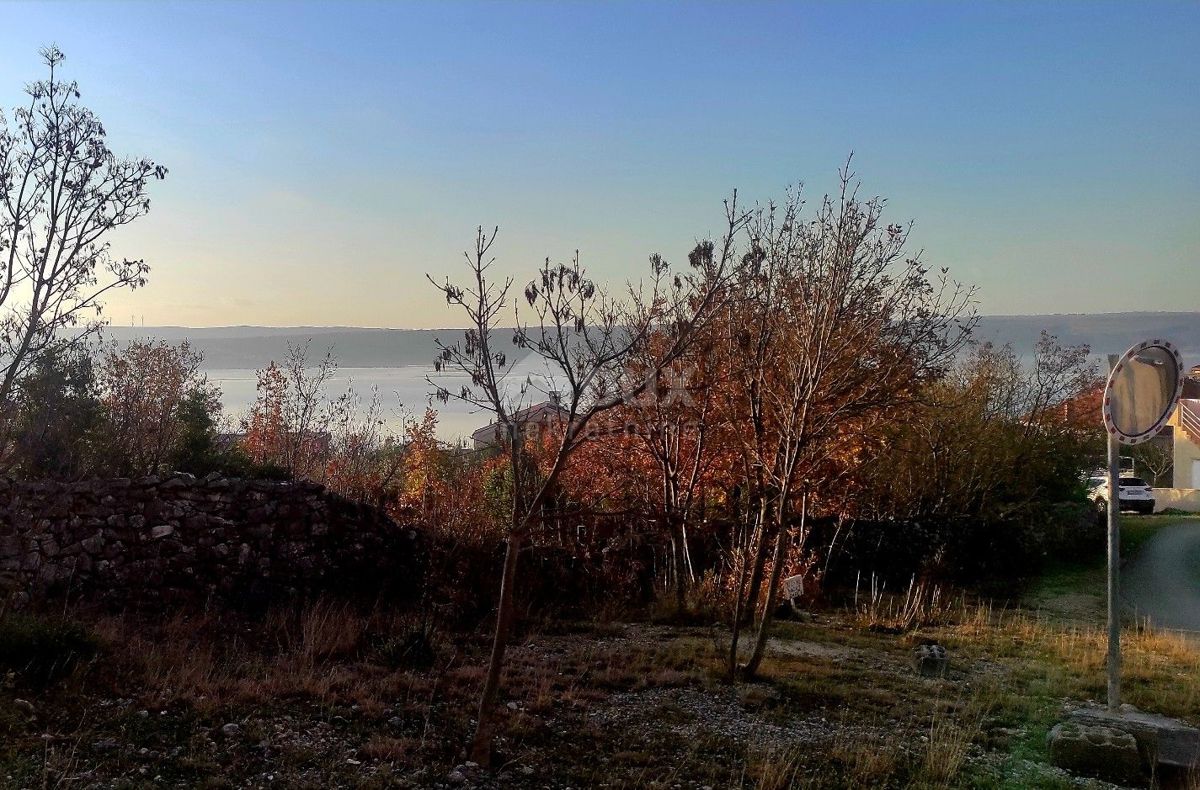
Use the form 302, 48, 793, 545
282, 599, 364, 662
91, 601, 437, 714
746, 743, 804, 790
851, 573, 953, 632
359, 735, 421, 763
828, 737, 901, 785
678, 569, 730, 622
918, 692, 990, 787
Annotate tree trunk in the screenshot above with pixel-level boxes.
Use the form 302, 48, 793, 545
468, 530, 523, 765
672, 512, 689, 614
681, 520, 695, 583
741, 497, 771, 627
744, 490, 805, 678
728, 496, 768, 679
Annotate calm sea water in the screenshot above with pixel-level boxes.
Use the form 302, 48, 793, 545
203, 352, 1195, 444
206, 362, 563, 443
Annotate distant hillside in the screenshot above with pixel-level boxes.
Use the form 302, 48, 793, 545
98, 326, 529, 369
100, 312, 1200, 370
972, 312, 1200, 361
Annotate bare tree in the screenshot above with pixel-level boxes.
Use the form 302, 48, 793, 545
1132, 438, 1173, 488
428, 208, 745, 763
0, 46, 166, 411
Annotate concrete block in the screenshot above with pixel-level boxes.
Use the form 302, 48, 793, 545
913, 643, 949, 677
1069, 704, 1200, 773
1048, 722, 1143, 785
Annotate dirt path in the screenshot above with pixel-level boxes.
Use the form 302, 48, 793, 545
1122, 520, 1200, 632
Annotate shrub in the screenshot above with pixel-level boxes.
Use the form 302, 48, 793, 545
0, 613, 99, 686
374, 622, 437, 670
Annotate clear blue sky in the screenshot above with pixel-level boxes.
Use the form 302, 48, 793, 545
1, 1, 1197, 327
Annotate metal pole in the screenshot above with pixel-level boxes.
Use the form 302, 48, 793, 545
1106, 353, 1121, 714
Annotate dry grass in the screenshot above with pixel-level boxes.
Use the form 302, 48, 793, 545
919, 687, 995, 787
942, 601, 1200, 722
851, 573, 954, 632
746, 742, 805, 789
6, 590, 1200, 789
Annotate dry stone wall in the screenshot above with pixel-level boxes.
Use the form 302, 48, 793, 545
0, 474, 423, 608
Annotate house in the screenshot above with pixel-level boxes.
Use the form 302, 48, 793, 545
1156, 366, 1200, 511
470, 398, 569, 450
1168, 368, 1200, 487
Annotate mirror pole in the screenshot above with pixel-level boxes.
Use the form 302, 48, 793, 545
1106, 353, 1121, 714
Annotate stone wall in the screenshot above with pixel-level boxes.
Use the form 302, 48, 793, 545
0, 474, 423, 608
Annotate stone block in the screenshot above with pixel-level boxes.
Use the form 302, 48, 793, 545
1048, 722, 1143, 785
913, 643, 949, 677
0, 534, 22, 557
1069, 704, 1200, 773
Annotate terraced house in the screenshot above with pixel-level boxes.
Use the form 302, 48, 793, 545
1158, 366, 1200, 511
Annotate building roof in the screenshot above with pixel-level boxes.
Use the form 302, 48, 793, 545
470, 400, 570, 444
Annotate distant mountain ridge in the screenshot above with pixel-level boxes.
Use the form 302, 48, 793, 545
99, 312, 1200, 370
972, 312, 1200, 360
99, 326, 484, 369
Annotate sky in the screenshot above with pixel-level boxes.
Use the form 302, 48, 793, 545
0, 0, 1197, 328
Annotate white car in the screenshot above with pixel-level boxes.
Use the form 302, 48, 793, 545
1087, 475, 1155, 515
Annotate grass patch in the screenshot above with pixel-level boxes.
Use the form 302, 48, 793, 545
1122, 512, 1195, 558
1027, 512, 1196, 623
0, 589, 1195, 788
0, 612, 99, 686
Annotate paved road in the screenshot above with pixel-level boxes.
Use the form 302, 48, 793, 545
1123, 521, 1200, 632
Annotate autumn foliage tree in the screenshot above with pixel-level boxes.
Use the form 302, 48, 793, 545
95, 339, 219, 476
241, 343, 346, 478
844, 334, 1104, 567
717, 168, 976, 679
564, 330, 739, 612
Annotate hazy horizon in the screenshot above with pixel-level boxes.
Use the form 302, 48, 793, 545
103, 309, 1200, 332
98, 311, 1200, 443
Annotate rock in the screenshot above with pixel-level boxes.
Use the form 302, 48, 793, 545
0, 535, 22, 557
446, 769, 466, 783
1047, 722, 1143, 785
92, 738, 119, 753
912, 643, 949, 677
150, 525, 175, 539
220, 722, 241, 738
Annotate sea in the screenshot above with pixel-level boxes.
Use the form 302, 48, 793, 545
206, 360, 565, 444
